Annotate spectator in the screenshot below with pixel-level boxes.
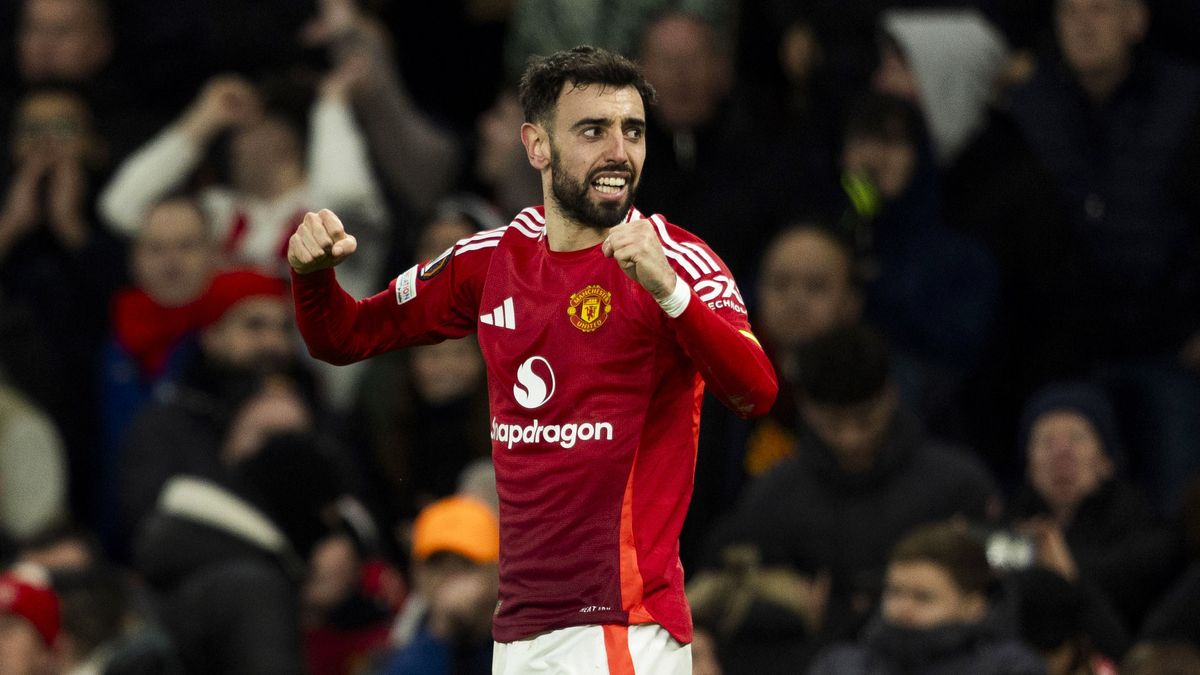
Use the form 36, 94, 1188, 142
133, 431, 347, 675
807, 521, 1045, 675
304, 0, 466, 220
744, 223, 864, 475
696, 325, 999, 672
874, 8, 1012, 167
472, 90, 542, 222
1008, 0, 1200, 512
353, 335, 490, 531
0, 564, 60, 675
1006, 382, 1182, 634
0, 87, 126, 520
634, 11, 807, 281
375, 495, 498, 675
302, 528, 401, 675
115, 274, 305, 548
349, 211, 492, 528
98, 70, 388, 409
100, 196, 218, 452
7, 0, 162, 162
837, 91, 999, 440
682, 223, 863, 572
96, 69, 388, 298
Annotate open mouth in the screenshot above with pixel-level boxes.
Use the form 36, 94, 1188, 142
591, 173, 629, 198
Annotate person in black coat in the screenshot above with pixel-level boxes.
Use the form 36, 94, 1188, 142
1005, 381, 1184, 635
807, 521, 1045, 675
694, 325, 1000, 673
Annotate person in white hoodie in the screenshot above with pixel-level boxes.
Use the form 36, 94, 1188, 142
98, 66, 389, 410
873, 8, 1011, 168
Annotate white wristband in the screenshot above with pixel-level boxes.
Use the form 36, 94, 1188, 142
657, 275, 691, 318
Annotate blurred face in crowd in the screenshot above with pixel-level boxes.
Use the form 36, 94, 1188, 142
201, 296, 294, 372
132, 199, 214, 307
0, 614, 50, 675
639, 14, 731, 131
18, 0, 112, 82
230, 116, 302, 197
801, 386, 897, 473
412, 337, 484, 405
533, 83, 646, 229
416, 215, 475, 265
757, 227, 861, 359
476, 92, 528, 186
883, 560, 986, 630
872, 42, 920, 103
1055, 0, 1147, 80
1028, 411, 1113, 515
12, 91, 96, 166
416, 552, 500, 642
842, 133, 916, 201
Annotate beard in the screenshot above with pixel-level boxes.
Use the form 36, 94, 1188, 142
549, 150, 637, 230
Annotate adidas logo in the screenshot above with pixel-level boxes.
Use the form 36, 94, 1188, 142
480, 297, 515, 330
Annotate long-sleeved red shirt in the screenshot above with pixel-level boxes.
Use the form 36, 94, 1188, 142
292, 206, 777, 644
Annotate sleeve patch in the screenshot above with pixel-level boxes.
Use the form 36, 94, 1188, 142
693, 275, 747, 314
395, 265, 419, 305
419, 246, 453, 280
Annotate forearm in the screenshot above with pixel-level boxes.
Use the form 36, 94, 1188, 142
98, 128, 201, 235
292, 267, 396, 365
667, 285, 778, 418
339, 25, 461, 213
308, 96, 388, 220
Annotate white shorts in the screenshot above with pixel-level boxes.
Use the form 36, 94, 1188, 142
493, 623, 691, 674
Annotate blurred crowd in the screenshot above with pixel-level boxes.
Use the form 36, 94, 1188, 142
0, 0, 1198, 673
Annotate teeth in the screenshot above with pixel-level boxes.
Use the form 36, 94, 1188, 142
594, 176, 626, 187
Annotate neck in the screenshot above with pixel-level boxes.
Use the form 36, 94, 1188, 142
247, 164, 305, 201
1075, 61, 1131, 103
542, 199, 610, 252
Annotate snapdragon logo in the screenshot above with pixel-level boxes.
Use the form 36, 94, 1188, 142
491, 417, 614, 449
513, 356, 555, 409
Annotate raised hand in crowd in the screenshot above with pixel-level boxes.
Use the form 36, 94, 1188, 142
177, 74, 262, 146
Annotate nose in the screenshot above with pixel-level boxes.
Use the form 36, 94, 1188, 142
604, 132, 629, 165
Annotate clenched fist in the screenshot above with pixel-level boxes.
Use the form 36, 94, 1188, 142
601, 219, 677, 300
288, 209, 358, 274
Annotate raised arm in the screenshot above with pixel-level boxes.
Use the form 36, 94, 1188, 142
289, 209, 483, 365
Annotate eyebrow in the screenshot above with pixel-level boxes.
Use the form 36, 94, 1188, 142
570, 116, 646, 130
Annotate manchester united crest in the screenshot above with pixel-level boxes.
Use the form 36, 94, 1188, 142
567, 284, 612, 332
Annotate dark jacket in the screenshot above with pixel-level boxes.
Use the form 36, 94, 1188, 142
1008, 480, 1183, 630
808, 598, 1046, 675
1008, 50, 1200, 364
134, 476, 307, 675
706, 408, 999, 641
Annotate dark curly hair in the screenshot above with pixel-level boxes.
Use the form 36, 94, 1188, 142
517, 45, 657, 126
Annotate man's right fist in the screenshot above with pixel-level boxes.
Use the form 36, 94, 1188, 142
288, 209, 358, 274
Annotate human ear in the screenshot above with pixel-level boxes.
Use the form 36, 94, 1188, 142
520, 122, 550, 171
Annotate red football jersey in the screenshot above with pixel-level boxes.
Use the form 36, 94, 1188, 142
292, 206, 777, 644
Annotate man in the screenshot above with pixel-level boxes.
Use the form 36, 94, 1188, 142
289, 46, 778, 671
116, 270, 302, 547
378, 495, 500, 674
808, 522, 1044, 674
697, 324, 997, 666
1008, 0, 1200, 513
